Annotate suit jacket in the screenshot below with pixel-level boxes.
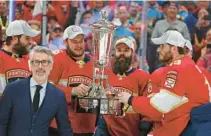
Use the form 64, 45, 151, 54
0, 77, 73, 136
182, 103, 211, 136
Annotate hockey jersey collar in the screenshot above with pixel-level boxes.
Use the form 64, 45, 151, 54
0, 48, 22, 58
114, 67, 136, 76
66, 50, 90, 63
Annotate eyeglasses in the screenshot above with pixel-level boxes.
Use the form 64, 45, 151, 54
30, 60, 51, 66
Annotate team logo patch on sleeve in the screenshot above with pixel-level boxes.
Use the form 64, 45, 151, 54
164, 71, 178, 89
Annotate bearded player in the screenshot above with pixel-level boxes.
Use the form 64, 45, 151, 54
118, 30, 210, 136
0, 20, 40, 97
139, 37, 211, 136
94, 37, 149, 136
49, 25, 96, 136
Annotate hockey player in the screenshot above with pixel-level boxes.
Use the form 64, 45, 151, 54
118, 30, 210, 136
49, 25, 96, 136
106, 37, 150, 136
95, 37, 149, 136
0, 20, 40, 97
139, 38, 211, 136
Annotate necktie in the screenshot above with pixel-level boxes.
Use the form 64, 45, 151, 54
33, 85, 43, 112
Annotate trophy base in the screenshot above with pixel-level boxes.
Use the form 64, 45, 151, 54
72, 96, 124, 116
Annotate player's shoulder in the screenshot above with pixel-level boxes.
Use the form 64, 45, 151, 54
0, 49, 13, 62
0, 49, 8, 57
151, 67, 167, 78
150, 67, 168, 85
155, 19, 166, 25
134, 68, 150, 77
0, 49, 4, 54
170, 56, 194, 69
167, 57, 197, 77
52, 49, 67, 60
176, 19, 187, 26
52, 49, 66, 56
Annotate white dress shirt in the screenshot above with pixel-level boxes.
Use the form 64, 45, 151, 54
30, 77, 47, 107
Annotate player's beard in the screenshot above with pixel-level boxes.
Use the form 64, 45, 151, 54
159, 50, 173, 65
66, 45, 84, 58
13, 39, 29, 56
113, 55, 132, 75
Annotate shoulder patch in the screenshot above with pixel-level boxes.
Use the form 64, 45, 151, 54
164, 71, 178, 89
53, 50, 64, 55
170, 60, 182, 66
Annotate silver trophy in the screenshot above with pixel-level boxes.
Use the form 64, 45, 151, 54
73, 10, 124, 115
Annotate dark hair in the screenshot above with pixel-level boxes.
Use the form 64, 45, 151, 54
82, 10, 92, 17
5, 36, 12, 45
178, 47, 185, 55
168, 44, 184, 55
5, 35, 22, 45
183, 46, 189, 54
16, 4, 23, 12
80, 10, 92, 24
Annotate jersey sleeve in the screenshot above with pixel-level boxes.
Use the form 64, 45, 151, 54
0, 56, 6, 96
149, 65, 188, 114
132, 96, 163, 121
138, 70, 150, 96
143, 68, 163, 97
131, 64, 188, 121
49, 52, 73, 104
132, 61, 210, 122
49, 50, 65, 84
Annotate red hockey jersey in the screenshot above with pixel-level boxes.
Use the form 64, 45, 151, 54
103, 68, 149, 136
131, 56, 210, 136
146, 67, 168, 98
0, 49, 30, 95
148, 65, 211, 103
49, 50, 96, 134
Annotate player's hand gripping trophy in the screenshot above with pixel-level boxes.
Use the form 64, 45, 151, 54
73, 10, 124, 116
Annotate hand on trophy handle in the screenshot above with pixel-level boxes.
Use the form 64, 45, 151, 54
72, 84, 89, 97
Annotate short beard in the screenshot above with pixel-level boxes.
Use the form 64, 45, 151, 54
66, 46, 84, 58
13, 39, 29, 56
113, 55, 132, 75
159, 51, 173, 65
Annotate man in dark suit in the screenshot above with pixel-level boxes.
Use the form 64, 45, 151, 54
0, 46, 73, 136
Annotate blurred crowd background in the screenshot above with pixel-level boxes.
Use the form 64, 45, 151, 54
1, 0, 211, 73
